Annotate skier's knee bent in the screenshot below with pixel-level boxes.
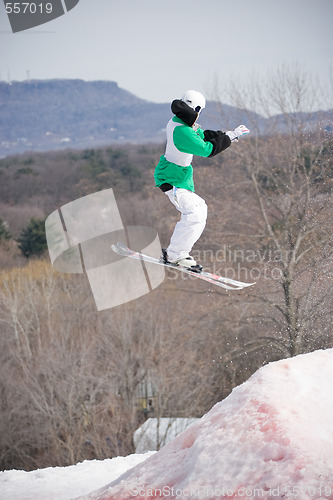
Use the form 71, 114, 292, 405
183, 199, 207, 224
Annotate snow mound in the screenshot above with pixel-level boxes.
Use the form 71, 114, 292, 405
78, 349, 333, 500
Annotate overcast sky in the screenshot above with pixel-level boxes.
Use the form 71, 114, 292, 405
1, 0, 332, 105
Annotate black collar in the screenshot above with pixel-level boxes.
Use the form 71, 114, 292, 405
171, 99, 198, 127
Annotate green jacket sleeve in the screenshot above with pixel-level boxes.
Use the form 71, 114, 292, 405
173, 125, 213, 158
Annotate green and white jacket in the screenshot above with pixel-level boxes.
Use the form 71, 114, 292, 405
154, 99, 231, 192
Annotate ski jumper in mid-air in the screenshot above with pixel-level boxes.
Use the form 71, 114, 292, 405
154, 89, 250, 271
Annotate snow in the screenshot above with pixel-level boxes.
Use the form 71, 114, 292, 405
1, 349, 333, 500
0, 453, 155, 500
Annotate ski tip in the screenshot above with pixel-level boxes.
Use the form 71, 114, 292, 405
111, 242, 125, 254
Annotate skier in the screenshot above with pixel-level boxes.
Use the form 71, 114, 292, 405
154, 89, 250, 271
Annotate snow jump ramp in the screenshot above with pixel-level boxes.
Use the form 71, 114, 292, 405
77, 349, 333, 500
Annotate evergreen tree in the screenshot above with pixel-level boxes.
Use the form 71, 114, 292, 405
17, 218, 47, 258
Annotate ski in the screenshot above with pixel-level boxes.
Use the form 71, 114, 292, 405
111, 242, 255, 291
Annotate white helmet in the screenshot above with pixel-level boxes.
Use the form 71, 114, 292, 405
182, 90, 206, 113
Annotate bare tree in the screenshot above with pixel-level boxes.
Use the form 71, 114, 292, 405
208, 65, 333, 358
1, 261, 231, 470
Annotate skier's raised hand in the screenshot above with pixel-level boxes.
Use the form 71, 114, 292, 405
226, 125, 250, 142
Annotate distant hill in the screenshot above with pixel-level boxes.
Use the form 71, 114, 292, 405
0, 80, 170, 156
0, 79, 332, 157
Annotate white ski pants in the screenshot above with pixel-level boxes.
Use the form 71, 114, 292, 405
165, 187, 207, 262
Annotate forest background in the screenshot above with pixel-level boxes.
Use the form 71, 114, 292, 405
0, 67, 332, 472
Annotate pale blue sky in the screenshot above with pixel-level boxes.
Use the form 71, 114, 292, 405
1, 0, 332, 105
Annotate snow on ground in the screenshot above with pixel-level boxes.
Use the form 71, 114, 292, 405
0, 453, 155, 500
1, 349, 333, 500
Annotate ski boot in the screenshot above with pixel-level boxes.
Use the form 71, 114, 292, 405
161, 249, 203, 273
